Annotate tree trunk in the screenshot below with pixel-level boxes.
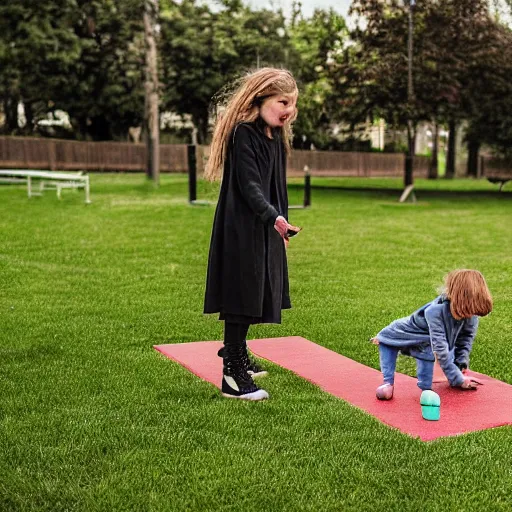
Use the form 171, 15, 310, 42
445, 119, 457, 179
466, 139, 480, 177
3, 96, 19, 134
73, 116, 89, 140
193, 110, 209, 145
89, 115, 112, 141
144, 0, 160, 185
22, 101, 34, 134
428, 123, 439, 179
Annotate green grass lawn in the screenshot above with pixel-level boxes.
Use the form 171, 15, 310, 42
1, 174, 511, 511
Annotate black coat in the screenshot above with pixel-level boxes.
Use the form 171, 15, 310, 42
204, 121, 291, 323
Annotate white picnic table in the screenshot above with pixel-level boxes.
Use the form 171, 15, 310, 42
0, 169, 91, 204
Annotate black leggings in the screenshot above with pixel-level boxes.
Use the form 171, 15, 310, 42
224, 321, 250, 347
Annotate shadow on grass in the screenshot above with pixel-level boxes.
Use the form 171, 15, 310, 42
288, 183, 512, 201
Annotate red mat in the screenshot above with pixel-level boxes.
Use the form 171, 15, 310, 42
154, 336, 512, 441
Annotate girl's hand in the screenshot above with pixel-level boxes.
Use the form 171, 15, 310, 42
274, 215, 300, 239
460, 376, 483, 390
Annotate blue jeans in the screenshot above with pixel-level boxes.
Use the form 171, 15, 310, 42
379, 343, 434, 391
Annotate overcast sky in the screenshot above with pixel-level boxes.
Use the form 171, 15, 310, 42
272, 0, 352, 18
287, 0, 351, 17
292, 0, 512, 23
206, 0, 511, 26
253, 0, 352, 18
223, 0, 512, 23
207, 0, 353, 19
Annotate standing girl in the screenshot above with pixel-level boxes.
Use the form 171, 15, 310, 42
204, 68, 300, 400
372, 269, 493, 400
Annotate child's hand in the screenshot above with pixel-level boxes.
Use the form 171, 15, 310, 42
274, 216, 297, 238
460, 376, 483, 390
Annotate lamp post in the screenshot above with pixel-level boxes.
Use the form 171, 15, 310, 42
407, 0, 415, 106
404, 0, 415, 188
144, 0, 160, 185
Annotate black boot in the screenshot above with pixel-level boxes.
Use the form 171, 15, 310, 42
242, 340, 268, 377
221, 343, 269, 401
217, 341, 268, 378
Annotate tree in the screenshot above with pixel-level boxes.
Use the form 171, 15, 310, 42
144, 0, 160, 183
423, 0, 512, 174
332, 0, 430, 184
287, 6, 347, 149
423, 0, 490, 178
332, 0, 497, 182
0, 1, 146, 140
159, 0, 289, 144
464, 21, 512, 171
61, 0, 146, 140
0, 1, 81, 134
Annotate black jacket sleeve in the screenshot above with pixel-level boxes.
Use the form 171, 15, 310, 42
231, 125, 279, 225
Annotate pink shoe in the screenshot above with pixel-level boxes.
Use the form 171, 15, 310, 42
376, 384, 394, 400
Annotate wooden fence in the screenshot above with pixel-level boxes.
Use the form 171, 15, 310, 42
0, 136, 188, 172
3, 136, 509, 179
288, 150, 430, 178
482, 157, 512, 177
197, 145, 430, 178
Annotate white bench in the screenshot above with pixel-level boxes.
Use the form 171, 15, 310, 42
0, 169, 91, 204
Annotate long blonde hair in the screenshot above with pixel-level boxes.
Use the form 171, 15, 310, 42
443, 269, 493, 319
204, 68, 298, 181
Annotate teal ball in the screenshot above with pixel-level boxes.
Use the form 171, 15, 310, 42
420, 390, 441, 421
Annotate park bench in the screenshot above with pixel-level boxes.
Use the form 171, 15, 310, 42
486, 174, 511, 192
483, 159, 512, 192
0, 169, 91, 203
